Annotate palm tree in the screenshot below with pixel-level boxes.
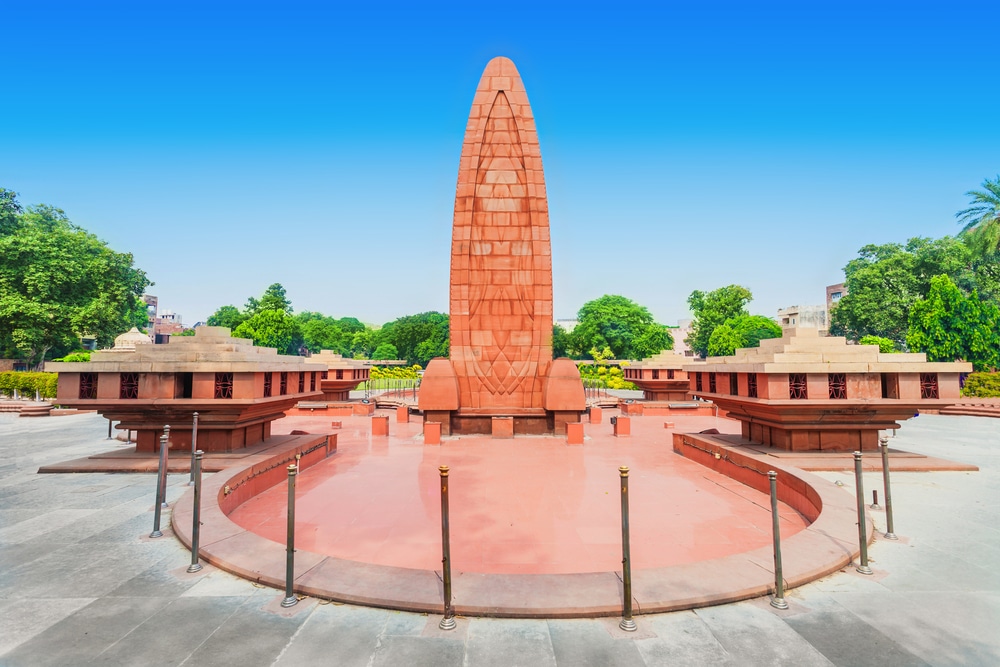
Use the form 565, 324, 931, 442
957, 175, 1000, 257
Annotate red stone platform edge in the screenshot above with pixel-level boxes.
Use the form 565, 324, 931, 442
171, 432, 871, 619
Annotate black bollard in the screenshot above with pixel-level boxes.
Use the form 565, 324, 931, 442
187, 450, 204, 573
853, 452, 873, 575
879, 436, 897, 540
159, 425, 171, 508
189, 412, 199, 486
107, 419, 113, 440
768, 471, 788, 609
150, 434, 168, 538
281, 464, 299, 607
871, 489, 881, 510
439, 465, 456, 630
619, 466, 637, 631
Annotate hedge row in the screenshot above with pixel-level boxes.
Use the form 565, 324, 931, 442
370, 365, 423, 380
577, 363, 637, 391
0, 372, 58, 399
961, 373, 1000, 398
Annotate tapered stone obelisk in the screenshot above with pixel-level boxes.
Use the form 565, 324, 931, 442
420, 57, 584, 436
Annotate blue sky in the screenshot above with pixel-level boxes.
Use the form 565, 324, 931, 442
3, 0, 997, 327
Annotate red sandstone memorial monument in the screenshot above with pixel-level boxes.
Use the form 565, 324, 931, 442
419, 57, 585, 435
46, 326, 325, 452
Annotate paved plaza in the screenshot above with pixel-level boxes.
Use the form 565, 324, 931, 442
1, 411, 998, 666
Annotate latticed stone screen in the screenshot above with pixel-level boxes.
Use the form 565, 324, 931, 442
789, 373, 808, 400
119, 373, 139, 399
79, 373, 98, 399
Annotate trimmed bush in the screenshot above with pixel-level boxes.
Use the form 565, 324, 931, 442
961, 373, 1000, 398
0, 371, 59, 398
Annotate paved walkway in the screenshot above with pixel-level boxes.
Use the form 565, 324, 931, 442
1, 412, 998, 666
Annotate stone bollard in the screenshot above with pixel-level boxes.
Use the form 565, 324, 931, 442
424, 421, 442, 445
566, 422, 584, 445
396, 405, 409, 424
371, 415, 390, 437
590, 407, 603, 424
612, 416, 631, 437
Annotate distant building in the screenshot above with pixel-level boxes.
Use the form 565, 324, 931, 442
554, 319, 578, 333
673, 319, 694, 356
826, 283, 847, 315
777, 305, 827, 329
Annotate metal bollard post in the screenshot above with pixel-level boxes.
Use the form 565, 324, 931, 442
853, 452, 873, 575
107, 419, 113, 440
189, 412, 199, 486
150, 434, 169, 538
127, 429, 132, 444
619, 466, 637, 631
187, 450, 204, 573
439, 465, 456, 630
159, 425, 170, 508
281, 464, 299, 607
768, 471, 788, 609
879, 436, 898, 540
871, 489, 881, 510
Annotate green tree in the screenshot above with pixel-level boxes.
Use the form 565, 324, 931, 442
351, 328, 378, 359
570, 295, 673, 360
957, 175, 1000, 258
298, 315, 349, 354
206, 305, 247, 330
0, 197, 151, 365
907, 274, 1000, 371
372, 342, 399, 360
246, 283, 292, 315
706, 314, 782, 356
552, 323, 571, 358
233, 309, 297, 354
858, 335, 898, 353
829, 237, 991, 348
377, 312, 449, 366
685, 285, 753, 358
0, 188, 23, 235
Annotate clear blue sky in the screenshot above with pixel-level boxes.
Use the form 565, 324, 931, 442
3, 1, 997, 327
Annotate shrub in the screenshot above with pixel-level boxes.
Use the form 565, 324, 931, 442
53, 351, 91, 362
961, 373, 1000, 398
0, 371, 59, 398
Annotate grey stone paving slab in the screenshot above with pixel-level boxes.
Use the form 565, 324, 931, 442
784, 607, 929, 666
695, 603, 834, 666
465, 618, 556, 667
634, 610, 734, 666
546, 618, 646, 666
0, 596, 173, 667
833, 590, 1000, 666
91, 596, 245, 667
372, 636, 466, 667
0, 596, 95, 655
271, 603, 389, 666
180, 596, 310, 667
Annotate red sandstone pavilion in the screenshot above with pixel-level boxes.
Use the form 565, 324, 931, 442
686, 327, 971, 452
46, 327, 326, 452
419, 57, 585, 435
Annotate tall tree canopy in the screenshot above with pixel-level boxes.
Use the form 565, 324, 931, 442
0, 192, 150, 365
957, 175, 1000, 258
706, 314, 782, 357
376, 312, 449, 366
685, 285, 753, 358
570, 295, 673, 360
907, 274, 999, 371
829, 236, 998, 348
